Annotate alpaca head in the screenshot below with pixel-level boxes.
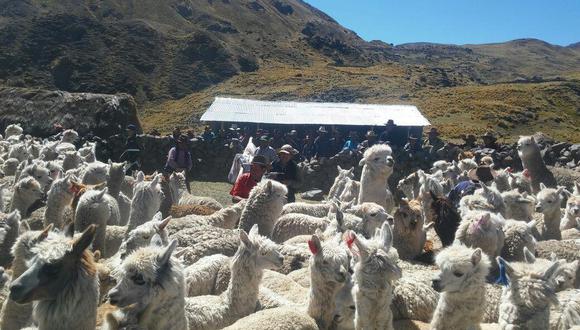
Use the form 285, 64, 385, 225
394, 198, 423, 231
553, 259, 579, 291
47, 173, 81, 205
40, 142, 59, 161
108, 240, 181, 310
108, 160, 127, 183
63, 151, 82, 168
339, 177, 360, 203
60, 129, 79, 144
10, 224, 55, 268
308, 234, 350, 286
15, 176, 45, 203
346, 222, 401, 286
418, 170, 444, 199
9, 143, 30, 162
9, 225, 97, 304
336, 165, 355, 181
133, 173, 163, 218
508, 171, 532, 194
442, 160, 461, 181
348, 202, 391, 238
21, 163, 53, 191
565, 195, 580, 219
248, 179, 287, 210
474, 183, 505, 213
516, 136, 539, 158
494, 168, 511, 190
501, 189, 535, 220
237, 224, 284, 270
359, 144, 394, 177
503, 220, 537, 259
458, 157, 477, 172
121, 212, 172, 258
496, 256, 560, 308
5, 123, 23, 138
221, 200, 246, 228
0, 210, 22, 241
397, 171, 419, 199
432, 245, 490, 293
535, 184, 564, 214
168, 171, 186, 201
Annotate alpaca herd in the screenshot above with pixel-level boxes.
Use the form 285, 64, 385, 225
0, 125, 578, 329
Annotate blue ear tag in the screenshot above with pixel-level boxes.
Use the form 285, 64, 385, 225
495, 258, 510, 286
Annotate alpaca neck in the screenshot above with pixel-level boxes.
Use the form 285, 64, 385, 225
35, 265, 99, 330
44, 193, 70, 228
542, 208, 561, 239
127, 196, 155, 231
140, 278, 187, 330
107, 177, 122, 197
354, 282, 393, 327
225, 248, 262, 315
10, 191, 33, 215
239, 198, 283, 236
308, 272, 340, 329
359, 166, 388, 204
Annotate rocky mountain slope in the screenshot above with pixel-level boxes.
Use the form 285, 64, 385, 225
0, 0, 578, 141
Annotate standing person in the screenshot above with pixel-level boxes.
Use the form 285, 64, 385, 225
120, 124, 141, 175
423, 127, 445, 155
254, 135, 278, 164
313, 126, 333, 162
164, 135, 193, 193
301, 134, 314, 161
285, 129, 300, 150
230, 155, 268, 203
201, 125, 215, 142
380, 120, 397, 145
270, 145, 301, 203
342, 130, 359, 151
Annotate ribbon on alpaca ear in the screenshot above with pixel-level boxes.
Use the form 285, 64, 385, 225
495, 258, 510, 286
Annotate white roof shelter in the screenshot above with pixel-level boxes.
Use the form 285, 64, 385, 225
201, 97, 431, 127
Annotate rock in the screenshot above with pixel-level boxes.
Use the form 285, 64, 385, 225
551, 142, 570, 154
301, 189, 324, 201
0, 87, 139, 138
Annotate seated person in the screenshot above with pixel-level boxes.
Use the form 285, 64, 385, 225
230, 155, 268, 203
269, 145, 300, 203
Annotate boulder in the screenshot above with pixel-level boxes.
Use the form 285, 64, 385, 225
0, 87, 140, 138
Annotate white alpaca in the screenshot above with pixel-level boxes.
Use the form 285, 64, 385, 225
501, 189, 535, 221
474, 183, 506, 216
9, 226, 99, 330
4, 124, 23, 139
81, 161, 109, 185
347, 223, 401, 330
358, 144, 395, 213
223, 233, 350, 330
561, 194, 579, 231
493, 168, 512, 192
392, 199, 432, 260
458, 157, 478, 172
0, 225, 55, 330
455, 211, 505, 261
550, 288, 580, 330
522, 247, 579, 292
8, 143, 29, 162
458, 193, 495, 217
328, 166, 355, 201
0, 210, 22, 268
238, 180, 287, 237
2, 158, 20, 176
535, 183, 565, 240
127, 172, 163, 231
281, 201, 333, 218
184, 225, 284, 329
61, 151, 83, 172
169, 172, 223, 210
397, 171, 420, 200
166, 201, 246, 235
75, 188, 120, 253
106, 160, 131, 226
501, 219, 537, 262
59, 129, 79, 144
417, 169, 444, 223
43, 174, 78, 229
497, 256, 561, 330
431, 245, 490, 330
18, 163, 53, 192
107, 240, 188, 330
339, 177, 360, 204
39, 142, 59, 161
10, 177, 44, 217
0, 182, 8, 213
508, 171, 533, 194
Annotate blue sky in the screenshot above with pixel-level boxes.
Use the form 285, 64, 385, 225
304, 0, 580, 46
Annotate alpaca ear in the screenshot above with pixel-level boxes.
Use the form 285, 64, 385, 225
496, 257, 516, 277
540, 183, 547, 190
239, 229, 252, 247
63, 221, 75, 238
523, 246, 536, 263
265, 180, 273, 194
249, 224, 259, 238
97, 188, 107, 200
429, 190, 437, 200
337, 165, 343, 172
308, 234, 322, 255
152, 211, 162, 222
136, 171, 145, 183
335, 208, 344, 229
471, 248, 482, 265
7, 210, 22, 224
541, 260, 561, 281
358, 158, 365, 167
108, 159, 112, 166
379, 222, 393, 251
150, 174, 159, 188
19, 220, 30, 234
71, 224, 97, 257
347, 167, 354, 175
157, 216, 172, 231
344, 230, 356, 250
157, 239, 178, 266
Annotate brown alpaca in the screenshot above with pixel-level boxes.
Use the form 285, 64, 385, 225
170, 204, 217, 218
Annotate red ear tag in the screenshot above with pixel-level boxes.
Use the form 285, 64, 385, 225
308, 240, 318, 255
346, 233, 356, 250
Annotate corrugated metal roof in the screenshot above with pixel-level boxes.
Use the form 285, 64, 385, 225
201, 97, 431, 127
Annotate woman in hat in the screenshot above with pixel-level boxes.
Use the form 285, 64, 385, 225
164, 135, 193, 193
270, 145, 301, 202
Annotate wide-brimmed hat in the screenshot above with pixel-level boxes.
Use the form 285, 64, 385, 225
176, 135, 188, 143
468, 165, 497, 183
288, 129, 298, 136
259, 135, 271, 142
229, 124, 240, 131
408, 135, 419, 141
428, 127, 440, 136
278, 144, 299, 155
126, 124, 137, 131
386, 119, 395, 126
251, 155, 268, 166
318, 126, 327, 133
366, 130, 377, 137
